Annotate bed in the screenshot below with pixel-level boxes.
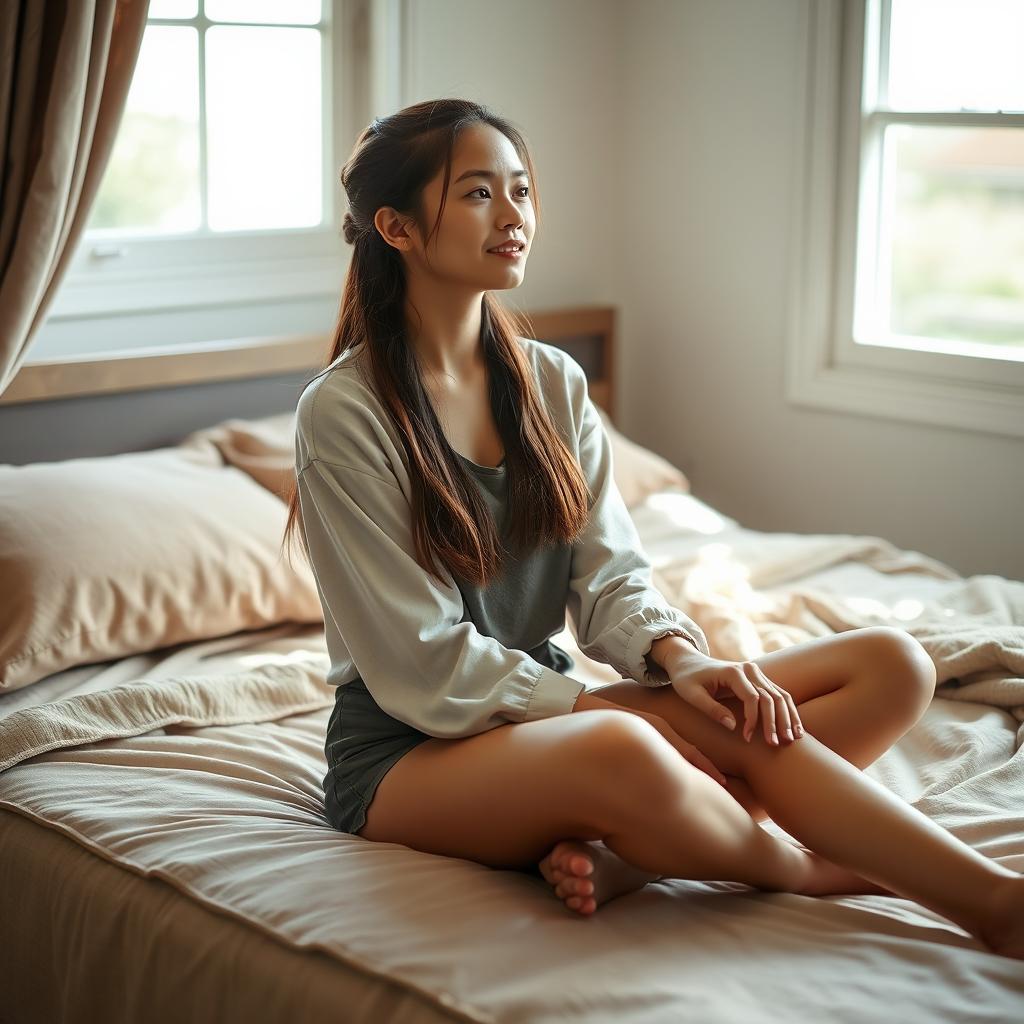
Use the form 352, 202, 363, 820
1, 306, 1022, 1023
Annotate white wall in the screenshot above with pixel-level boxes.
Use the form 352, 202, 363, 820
616, 0, 1022, 580
408, 0, 1022, 579
31, 0, 1023, 579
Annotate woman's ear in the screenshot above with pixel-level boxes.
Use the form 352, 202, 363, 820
373, 207, 416, 252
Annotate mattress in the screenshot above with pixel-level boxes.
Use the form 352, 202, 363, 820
2, 491, 1022, 1023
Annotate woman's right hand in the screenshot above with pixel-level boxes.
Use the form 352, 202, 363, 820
572, 690, 729, 789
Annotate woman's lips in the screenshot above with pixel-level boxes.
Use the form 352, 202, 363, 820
487, 248, 525, 260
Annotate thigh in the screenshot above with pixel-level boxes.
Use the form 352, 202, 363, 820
358, 710, 678, 870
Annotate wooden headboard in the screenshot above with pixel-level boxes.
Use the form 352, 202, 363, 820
0, 304, 616, 465
517, 305, 616, 422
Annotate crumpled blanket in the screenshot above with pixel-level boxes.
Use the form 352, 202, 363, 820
650, 531, 1024, 723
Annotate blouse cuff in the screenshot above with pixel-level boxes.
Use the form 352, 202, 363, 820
523, 663, 587, 722
617, 610, 711, 687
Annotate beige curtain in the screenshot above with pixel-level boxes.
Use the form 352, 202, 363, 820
0, 0, 148, 395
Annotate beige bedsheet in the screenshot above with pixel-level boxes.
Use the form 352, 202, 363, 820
1, 491, 1023, 1023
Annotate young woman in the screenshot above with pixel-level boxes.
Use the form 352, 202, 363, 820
281, 98, 1023, 959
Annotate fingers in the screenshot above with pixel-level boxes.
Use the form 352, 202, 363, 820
675, 662, 805, 748
718, 665, 758, 738
690, 683, 744, 733
736, 664, 762, 742
760, 665, 804, 739
756, 689, 776, 744
743, 663, 805, 745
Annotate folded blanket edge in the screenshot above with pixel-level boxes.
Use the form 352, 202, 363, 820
0, 663, 334, 774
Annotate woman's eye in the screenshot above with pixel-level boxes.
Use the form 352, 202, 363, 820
469, 187, 530, 199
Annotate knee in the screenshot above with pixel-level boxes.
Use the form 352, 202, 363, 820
576, 710, 700, 799
862, 627, 937, 713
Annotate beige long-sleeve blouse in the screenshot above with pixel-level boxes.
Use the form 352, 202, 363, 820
294, 336, 710, 739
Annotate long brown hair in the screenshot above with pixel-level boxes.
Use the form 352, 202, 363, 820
281, 99, 591, 588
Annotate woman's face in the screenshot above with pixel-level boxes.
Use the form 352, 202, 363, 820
396, 123, 535, 289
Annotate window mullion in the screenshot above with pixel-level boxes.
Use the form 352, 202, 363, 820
852, 112, 884, 346
869, 110, 1024, 130
875, 0, 891, 109
198, 2, 209, 234
321, 1, 333, 232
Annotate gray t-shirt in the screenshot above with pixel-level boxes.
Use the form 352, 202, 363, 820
450, 449, 577, 678
294, 336, 709, 739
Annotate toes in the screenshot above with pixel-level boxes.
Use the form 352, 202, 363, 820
553, 846, 577, 873
569, 854, 593, 877
566, 896, 596, 914
556, 877, 594, 899
551, 843, 594, 878
558, 854, 590, 877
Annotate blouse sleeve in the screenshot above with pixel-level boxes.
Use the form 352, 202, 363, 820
296, 455, 585, 739
565, 366, 711, 686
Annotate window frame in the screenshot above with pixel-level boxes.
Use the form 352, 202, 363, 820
45, 0, 405, 323
785, 0, 1024, 440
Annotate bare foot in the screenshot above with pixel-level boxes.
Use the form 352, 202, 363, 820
537, 839, 661, 916
977, 873, 1024, 960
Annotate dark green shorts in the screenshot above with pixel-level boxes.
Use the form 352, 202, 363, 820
322, 679, 432, 835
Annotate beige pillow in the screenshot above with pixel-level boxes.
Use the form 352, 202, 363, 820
183, 406, 690, 509
0, 440, 323, 694
181, 411, 296, 500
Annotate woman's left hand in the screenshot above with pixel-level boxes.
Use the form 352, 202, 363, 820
667, 653, 805, 745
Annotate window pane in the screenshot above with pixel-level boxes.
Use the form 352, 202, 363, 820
205, 0, 322, 25
88, 26, 200, 234
885, 125, 1024, 349
205, 27, 322, 232
148, 0, 198, 17
888, 0, 1024, 112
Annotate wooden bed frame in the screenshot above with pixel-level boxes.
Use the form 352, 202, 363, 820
0, 303, 617, 418
0, 304, 617, 465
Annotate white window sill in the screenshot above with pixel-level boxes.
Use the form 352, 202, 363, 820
45, 252, 344, 321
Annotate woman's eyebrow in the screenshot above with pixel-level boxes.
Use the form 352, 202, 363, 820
454, 168, 529, 183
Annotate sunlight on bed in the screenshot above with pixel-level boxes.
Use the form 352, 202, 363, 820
234, 649, 327, 670
644, 492, 735, 534
842, 595, 925, 620
674, 542, 778, 614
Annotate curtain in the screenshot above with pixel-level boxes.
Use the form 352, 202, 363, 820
0, 0, 149, 395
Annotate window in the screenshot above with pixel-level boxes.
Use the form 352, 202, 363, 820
92, 0, 326, 237
786, 0, 1024, 439
47, 0, 399, 324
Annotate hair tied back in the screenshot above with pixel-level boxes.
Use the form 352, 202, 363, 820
342, 211, 362, 245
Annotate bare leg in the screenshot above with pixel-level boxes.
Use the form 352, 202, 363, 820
584, 645, 1024, 954
577, 630, 1024, 950
591, 738, 841, 895
543, 640, 930, 914
737, 730, 1018, 932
